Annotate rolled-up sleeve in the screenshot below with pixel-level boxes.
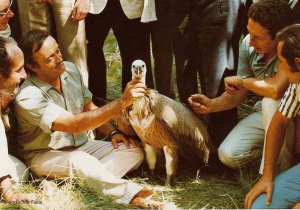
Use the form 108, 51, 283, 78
15, 87, 69, 134
40, 103, 67, 133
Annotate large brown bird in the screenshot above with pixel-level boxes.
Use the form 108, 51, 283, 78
119, 60, 212, 186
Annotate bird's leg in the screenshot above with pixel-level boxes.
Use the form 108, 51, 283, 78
144, 144, 158, 176
163, 146, 179, 187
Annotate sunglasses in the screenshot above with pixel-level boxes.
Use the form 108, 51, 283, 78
0, 0, 13, 17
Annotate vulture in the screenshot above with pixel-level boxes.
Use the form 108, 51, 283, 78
117, 60, 213, 186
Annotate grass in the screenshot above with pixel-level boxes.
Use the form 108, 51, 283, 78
0, 31, 260, 209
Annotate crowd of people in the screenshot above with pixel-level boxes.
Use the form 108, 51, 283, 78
0, 0, 300, 208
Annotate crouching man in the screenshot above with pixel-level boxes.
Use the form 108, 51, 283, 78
244, 24, 300, 209
0, 37, 35, 202
14, 29, 161, 208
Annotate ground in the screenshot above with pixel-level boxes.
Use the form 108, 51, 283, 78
0, 31, 261, 209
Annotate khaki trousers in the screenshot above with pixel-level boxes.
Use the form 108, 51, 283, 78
17, 0, 88, 86
28, 140, 145, 204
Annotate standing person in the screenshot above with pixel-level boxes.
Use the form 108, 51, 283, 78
86, 0, 156, 101
189, 0, 294, 172
0, 37, 36, 203
16, 0, 89, 86
184, 0, 248, 147
14, 30, 162, 208
244, 24, 300, 209
140, 0, 192, 99
290, 0, 300, 23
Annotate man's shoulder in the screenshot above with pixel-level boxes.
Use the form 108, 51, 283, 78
15, 79, 45, 107
63, 61, 81, 78
17, 78, 41, 96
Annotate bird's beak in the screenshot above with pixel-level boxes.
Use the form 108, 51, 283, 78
134, 67, 142, 75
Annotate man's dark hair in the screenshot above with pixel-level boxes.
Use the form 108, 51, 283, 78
19, 29, 50, 74
248, 0, 293, 39
277, 24, 300, 71
0, 37, 14, 78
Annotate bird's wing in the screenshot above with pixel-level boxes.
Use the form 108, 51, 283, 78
149, 91, 212, 162
113, 110, 138, 137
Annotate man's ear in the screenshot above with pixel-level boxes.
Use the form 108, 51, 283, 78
26, 63, 38, 74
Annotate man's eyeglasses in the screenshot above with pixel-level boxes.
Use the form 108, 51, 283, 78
0, 0, 13, 17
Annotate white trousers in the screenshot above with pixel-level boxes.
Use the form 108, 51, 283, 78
218, 97, 295, 174
17, 0, 88, 86
28, 140, 145, 204
0, 117, 28, 181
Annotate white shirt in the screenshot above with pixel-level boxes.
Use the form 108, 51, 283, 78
89, 0, 157, 22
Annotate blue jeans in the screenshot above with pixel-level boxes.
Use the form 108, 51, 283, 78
252, 163, 300, 209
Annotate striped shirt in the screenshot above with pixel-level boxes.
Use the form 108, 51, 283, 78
279, 83, 300, 118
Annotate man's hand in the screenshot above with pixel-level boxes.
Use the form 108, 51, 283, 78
72, 0, 89, 21
293, 203, 300, 209
0, 176, 36, 203
188, 94, 213, 114
1, 95, 13, 111
244, 176, 274, 209
224, 76, 243, 95
121, 79, 146, 107
111, 133, 138, 149
37, 0, 54, 4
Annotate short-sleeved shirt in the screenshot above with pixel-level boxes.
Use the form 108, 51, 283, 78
14, 62, 93, 160
237, 34, 279, 79
279, 83, 300, 118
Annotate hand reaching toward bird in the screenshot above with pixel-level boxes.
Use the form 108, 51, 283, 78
188, 94, 214, 115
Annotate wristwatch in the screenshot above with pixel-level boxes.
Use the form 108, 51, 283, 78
108, 130, 124, 138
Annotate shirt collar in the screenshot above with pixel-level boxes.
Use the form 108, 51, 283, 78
28, 67, 68, 93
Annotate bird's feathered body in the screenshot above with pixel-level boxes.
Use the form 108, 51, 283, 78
126, 89, 211, 163
118, 59, 212, 186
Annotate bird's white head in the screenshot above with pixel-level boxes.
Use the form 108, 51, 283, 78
131, 59, 147, 84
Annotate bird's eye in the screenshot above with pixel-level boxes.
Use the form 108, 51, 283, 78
133, 65, 135, 68
142, 65, 145, 68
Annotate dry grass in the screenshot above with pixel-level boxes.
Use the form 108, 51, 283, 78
0, 31, 260, 209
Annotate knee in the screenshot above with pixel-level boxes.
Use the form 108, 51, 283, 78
218, 146, 241, 169
68, 151, 99, 171
262, 97, 280, 125
262, 97, 279, 108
